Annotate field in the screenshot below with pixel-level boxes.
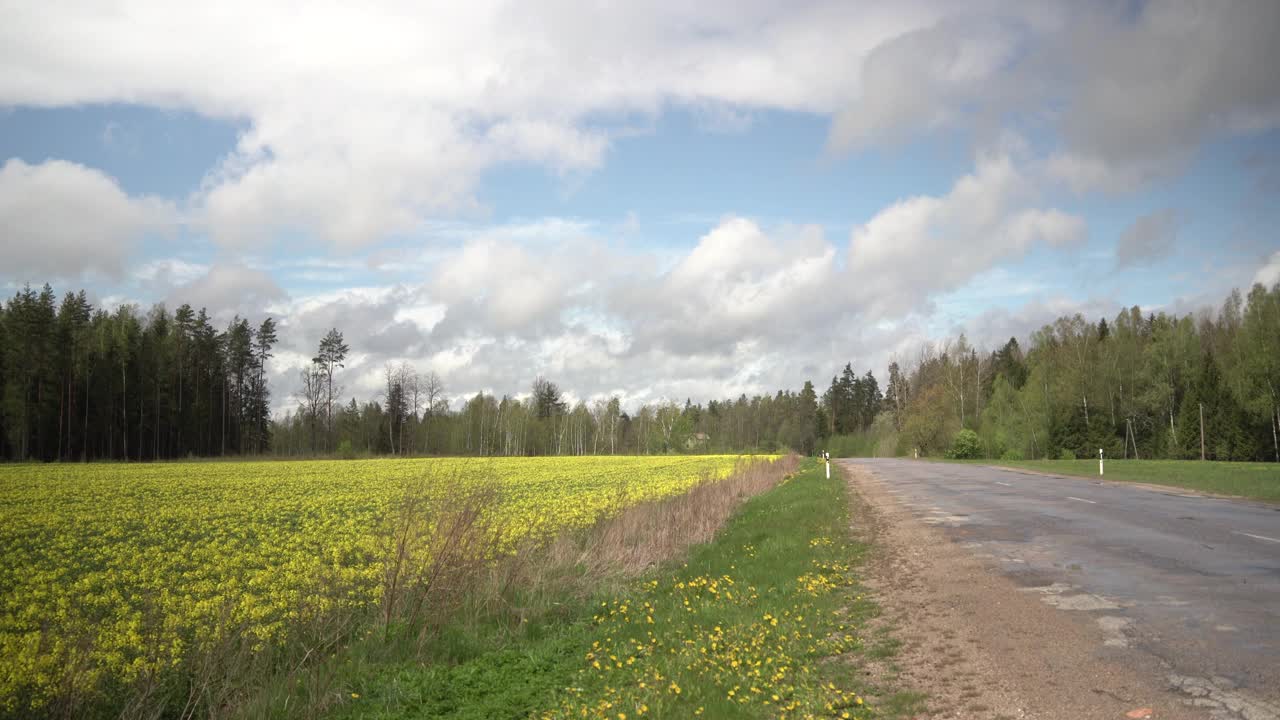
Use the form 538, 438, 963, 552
944, 458, 1280, 501
0, 455, 758, 716
327, 458, 909, 720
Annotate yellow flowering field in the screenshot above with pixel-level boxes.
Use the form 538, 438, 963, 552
0, 455, 757, 713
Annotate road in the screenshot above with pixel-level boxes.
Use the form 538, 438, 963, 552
842, 458, 1280, 719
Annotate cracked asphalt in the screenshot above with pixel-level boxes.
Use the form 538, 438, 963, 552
843, 458, 1280, 719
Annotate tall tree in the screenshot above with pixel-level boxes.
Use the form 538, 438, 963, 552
250, 317, 278, 453
313, 328, 349, 451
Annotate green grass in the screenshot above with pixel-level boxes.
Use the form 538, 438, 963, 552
319, 459, 909, 720
944, 458, 1280, 501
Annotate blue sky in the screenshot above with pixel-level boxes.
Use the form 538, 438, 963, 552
2, 1, 1278, 410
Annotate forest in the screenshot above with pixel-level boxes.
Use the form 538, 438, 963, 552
1, 281, 1277, 462
882, 282, 1280, 463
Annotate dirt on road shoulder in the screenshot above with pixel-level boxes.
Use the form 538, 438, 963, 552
842, 461, 1207, 720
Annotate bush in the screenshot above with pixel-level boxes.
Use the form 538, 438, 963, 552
999, 448, 1024, 461
1059, 448, 1076, 461
336, 439, 357, 459
946, 429, 982, 459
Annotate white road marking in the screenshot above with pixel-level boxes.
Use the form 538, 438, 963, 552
1232, 531, 1280, 544
995, 481, 1012, 487
1065, 496, 1097, 504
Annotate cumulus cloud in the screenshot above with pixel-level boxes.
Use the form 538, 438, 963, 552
249, 166, 1082, 412
2, 1, 1273, 249
0, 1, 923, 250
614, 217, 839, 356
847, 147, 1085, 318
432, 238, 575, 337
0, 159, 174, 281
1115, 209, 1181, 269
1256, 251, 1280, 288
168, 263, 286, 319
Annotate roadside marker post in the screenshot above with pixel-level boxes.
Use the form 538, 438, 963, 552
1099, 447, 1104, 476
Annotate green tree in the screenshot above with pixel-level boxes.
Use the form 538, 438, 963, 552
313, 328, 349, 451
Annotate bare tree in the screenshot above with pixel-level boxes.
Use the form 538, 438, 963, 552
294, 366, 325, 453
421, 370, 444, 454
606, 396, 621, 454
590, 399, 608, 454
398, 362, 419, 454
971, 347, 988, 422
942, 335, 971, 427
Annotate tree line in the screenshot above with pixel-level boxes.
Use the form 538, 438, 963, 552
1, 285, 277, 461
0, 284, 840, 461
271, 373, 832, 458
879, 282, 1280, 462
4, 281, 1276, 463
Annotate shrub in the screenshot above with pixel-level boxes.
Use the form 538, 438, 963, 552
999, 448, 1024, 461
946, 429, 982, 459
336, 439, 356, 459
1059, 448, 1076, 461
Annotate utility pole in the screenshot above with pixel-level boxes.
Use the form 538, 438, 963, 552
1199, 402, 1205, 461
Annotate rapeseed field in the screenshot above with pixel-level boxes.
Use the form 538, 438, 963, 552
0, 456, 754, 713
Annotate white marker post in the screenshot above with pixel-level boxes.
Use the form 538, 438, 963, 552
825, 452, 831, 479
1098, 447, 1104, 476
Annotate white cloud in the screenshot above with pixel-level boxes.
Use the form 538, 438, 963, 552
1256, 251, 1280, 288
134, 258, 208, 285
847, 147, 1085, 318
256, 169, 1082, 408
0, 158, 175, 281
168, 263, 286, 319
2, 1, 1274, 250
0, 1, 955, 251
614, 216, 839, 356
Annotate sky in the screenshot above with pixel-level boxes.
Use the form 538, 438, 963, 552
2, 0, 1279, 412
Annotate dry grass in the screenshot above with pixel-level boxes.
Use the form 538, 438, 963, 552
473, 455, 800, 625
379, 477, 502, 645
564, 454, 798, 576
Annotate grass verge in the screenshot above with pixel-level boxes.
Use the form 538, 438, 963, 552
326, 459, 897, 720
942, 458, 1280, 501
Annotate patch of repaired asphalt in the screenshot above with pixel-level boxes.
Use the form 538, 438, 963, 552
1169, 675, 1280, 720
1020, 581, 1123, 611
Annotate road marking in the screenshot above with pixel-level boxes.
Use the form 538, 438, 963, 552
1065, 496, 1097, 504
995, 481, 1012, 486
1232, 531, 1280, 544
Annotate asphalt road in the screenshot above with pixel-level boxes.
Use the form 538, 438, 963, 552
842, 458, 1280, 716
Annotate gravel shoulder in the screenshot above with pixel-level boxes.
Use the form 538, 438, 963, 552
842, 460, 1210, 720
